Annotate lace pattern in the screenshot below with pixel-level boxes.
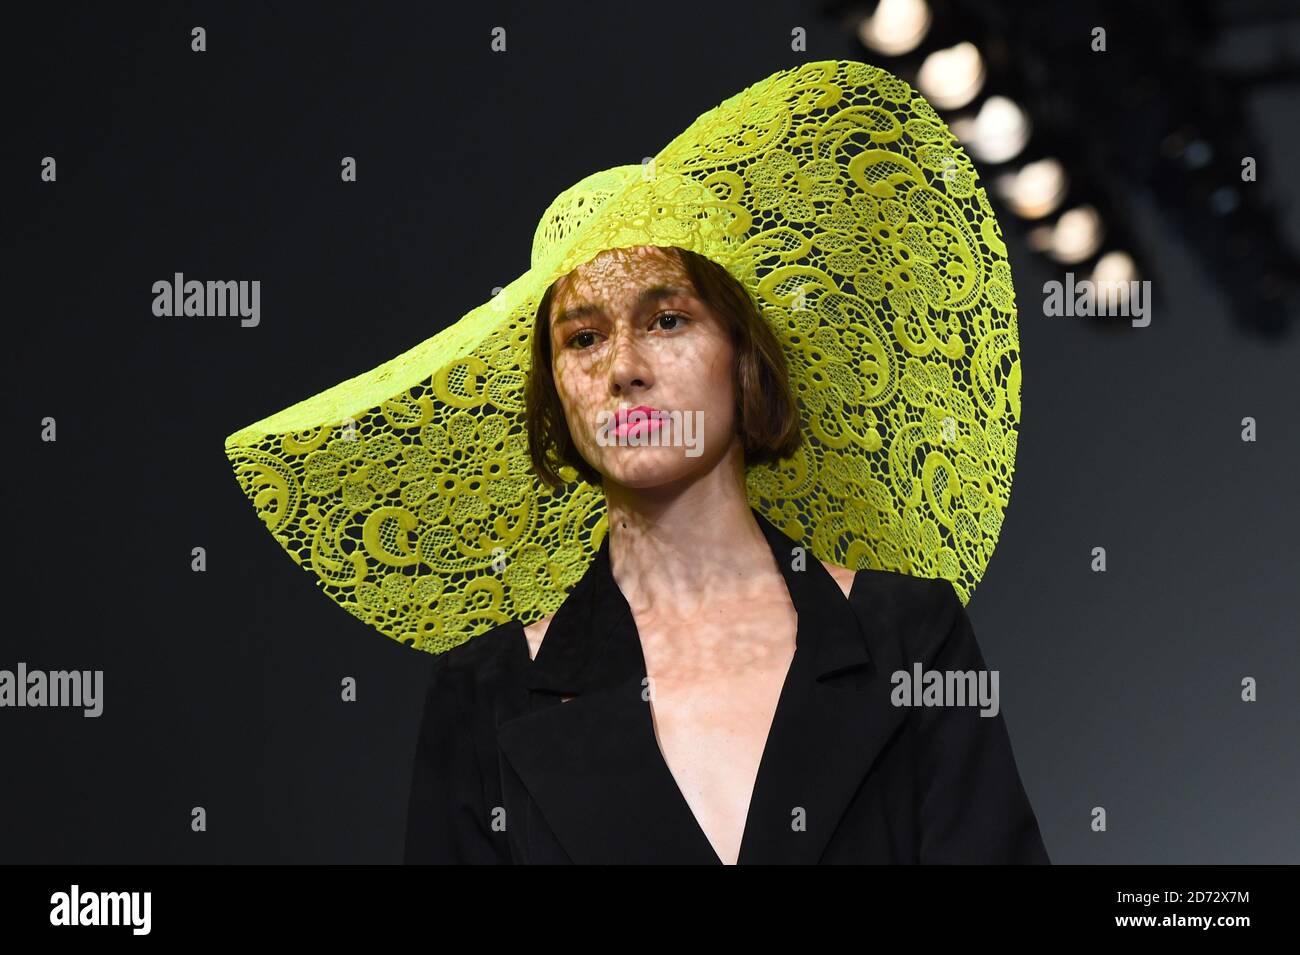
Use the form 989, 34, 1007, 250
223, 59, 1021, 654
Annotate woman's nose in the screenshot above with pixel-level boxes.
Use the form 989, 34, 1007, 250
606, 327, 652, 394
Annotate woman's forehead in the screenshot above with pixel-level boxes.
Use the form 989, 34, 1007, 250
570, 245, 683, 283
551, 247, 693, 317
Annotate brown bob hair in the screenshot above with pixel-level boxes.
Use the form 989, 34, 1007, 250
525, 245, 803, 489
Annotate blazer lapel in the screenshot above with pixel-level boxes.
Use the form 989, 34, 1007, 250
495, 508, 908, 864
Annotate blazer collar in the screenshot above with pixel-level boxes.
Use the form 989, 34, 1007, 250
497, 506, 907, 864
522, 506, 872, 696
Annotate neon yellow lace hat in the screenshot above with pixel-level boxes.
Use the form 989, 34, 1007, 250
223, 59, 1022, 655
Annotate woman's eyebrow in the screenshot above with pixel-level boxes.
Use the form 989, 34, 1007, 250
552, 284, 691, 329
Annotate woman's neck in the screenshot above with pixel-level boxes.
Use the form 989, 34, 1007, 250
602, 463, 777, 619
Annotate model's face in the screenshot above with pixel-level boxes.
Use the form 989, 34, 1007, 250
548, 245, 739, 490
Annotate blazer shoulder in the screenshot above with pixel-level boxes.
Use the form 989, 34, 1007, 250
434, 619, 525, 667
846, 569, 965, 661
425, 619, 529, 703
848, 567, 956, 622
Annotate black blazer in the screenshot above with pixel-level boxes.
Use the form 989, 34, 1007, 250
404, 508, 1050, 864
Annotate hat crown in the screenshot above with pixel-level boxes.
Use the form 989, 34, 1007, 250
529, 163, 745, 283
531, 165, 642, 270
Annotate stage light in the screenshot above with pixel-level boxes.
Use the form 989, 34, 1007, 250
1048, 205, 1104, 263
917, 41, 985, 110
1209, 186, 1240, 215
994, 157, 1069, 219
1090, 250, 1139, 284
950, 96, 1031, 164
857, 0, 932, 56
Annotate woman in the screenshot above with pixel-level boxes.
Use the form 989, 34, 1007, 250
401, 242, 1049, 864
221, 59, 1046, 864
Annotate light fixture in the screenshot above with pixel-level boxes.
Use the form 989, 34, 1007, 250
994, 157, 1069, 219
917, 41, 985, 110
950, 96, 1031, 164
1049, 205, 1105, 264
857, 0, 933, 56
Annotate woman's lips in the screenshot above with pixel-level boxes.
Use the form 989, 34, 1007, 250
611, 415, 665, 438
609, 406, 667, 438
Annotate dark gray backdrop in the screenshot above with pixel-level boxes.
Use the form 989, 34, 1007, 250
4, 0, 1296, 863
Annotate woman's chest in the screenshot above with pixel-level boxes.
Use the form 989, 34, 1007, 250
635, 603, 799, 864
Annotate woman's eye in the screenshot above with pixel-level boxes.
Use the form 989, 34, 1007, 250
566, 313, 688, 350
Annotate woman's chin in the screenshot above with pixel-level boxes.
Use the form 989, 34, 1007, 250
594, 448, 701, 490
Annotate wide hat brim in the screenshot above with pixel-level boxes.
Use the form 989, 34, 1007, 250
223, 59, 1022, 654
